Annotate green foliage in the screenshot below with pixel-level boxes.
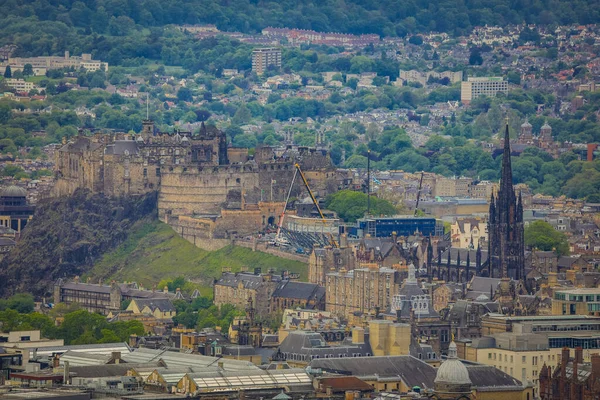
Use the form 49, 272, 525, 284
89, 219, 308, 296
325, 190, 397, 222
173, 299, 242, 331
525, 220, 570, 256
0, 293, 35, 313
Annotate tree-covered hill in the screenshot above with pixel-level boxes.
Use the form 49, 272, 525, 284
1, 0, 599, 42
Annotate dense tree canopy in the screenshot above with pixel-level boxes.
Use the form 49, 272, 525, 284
524, 220, 570, 256
1, 0, 599, 39
325, 190, 398, 222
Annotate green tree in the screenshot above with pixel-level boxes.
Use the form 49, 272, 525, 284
3, 66, 11, 78
232, 104, 252, 125
22, 64, 34, 77
325, 190, 397, 222
525, 220, 569, 256
177, 87, 193, 102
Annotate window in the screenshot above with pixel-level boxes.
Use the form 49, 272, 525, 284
533, 356, 538, 366
488, 353, 492, 359
20, 336, 30, 341
511, 355, 514, 363
522, 368, 527, 380
522, 356, 527, 363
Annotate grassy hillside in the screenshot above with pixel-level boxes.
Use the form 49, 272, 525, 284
88, 220, 307, 297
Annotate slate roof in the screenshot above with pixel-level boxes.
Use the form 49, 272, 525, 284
60, 137, 103, 153
466, 364, 523, 388
271, 281, 324, 302
360, 238, 395, 258
105, 140, 139, 156
215, 272, 277, 289
310, 355, 436, 389
439, 248, 488, 265
469, 277, 501, 294
278, 331, 372, 358
133, 298, 175, 313
558, 256, 578, 269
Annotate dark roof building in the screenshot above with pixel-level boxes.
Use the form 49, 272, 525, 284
270, 281, 325, 312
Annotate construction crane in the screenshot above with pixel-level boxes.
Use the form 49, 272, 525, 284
274, 167, 299, 246
294, 163, 338, 248
414, 171, 424, 217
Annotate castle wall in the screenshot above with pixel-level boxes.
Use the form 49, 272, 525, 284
158, 165, 261, 218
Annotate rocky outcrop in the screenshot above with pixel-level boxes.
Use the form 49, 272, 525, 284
0, 189, 157, 297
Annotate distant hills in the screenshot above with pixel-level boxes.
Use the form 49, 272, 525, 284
1, 0, 599, 38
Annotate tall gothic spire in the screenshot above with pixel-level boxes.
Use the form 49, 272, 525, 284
500, 121, 514, 199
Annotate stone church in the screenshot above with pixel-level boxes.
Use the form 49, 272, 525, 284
488, 123, 525, 280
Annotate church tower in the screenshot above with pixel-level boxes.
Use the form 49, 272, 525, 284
488, 122, 525, 280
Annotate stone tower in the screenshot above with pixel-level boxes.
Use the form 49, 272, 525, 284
519, 119, 533, 143
488, 122, 525, 280
539, 121, 553, 148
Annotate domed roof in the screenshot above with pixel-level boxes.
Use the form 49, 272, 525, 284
1, 185, 27, 197
435, 342, 471, 385
521, 120, 532, 128
541, 121, 552, 130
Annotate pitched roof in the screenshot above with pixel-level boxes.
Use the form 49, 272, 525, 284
132, 298, 175, 313
278, 331, 372, 358
271, 281, 324, 302
466, 364, 523, 388
317, 376, 373, 392
310, 355, 436, 389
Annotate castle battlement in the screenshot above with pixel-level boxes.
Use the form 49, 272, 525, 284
53, 121, 339, 248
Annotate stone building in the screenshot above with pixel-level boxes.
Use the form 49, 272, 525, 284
53, 121, 339, 248
539, 347, 600, 400
325, 266, 402, 322
450, 218, 487, 249
269, 280, 325, 313
488, 123, 525, 281
0, 185, 35, 233
53, 279, 177, 315
213, 271, 282, 316
433, 341, 473, 399
308, 246, 356, 286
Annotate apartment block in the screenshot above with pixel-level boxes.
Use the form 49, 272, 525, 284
252, 48, 282, 75
461, 77, 508, 104
325, 266, 401, 322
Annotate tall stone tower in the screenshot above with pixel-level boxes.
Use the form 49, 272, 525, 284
488, 122, 525, 280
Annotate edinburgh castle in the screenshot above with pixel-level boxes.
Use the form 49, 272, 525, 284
53, 120, 339, 249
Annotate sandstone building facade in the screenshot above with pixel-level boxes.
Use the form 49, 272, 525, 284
53, 121, 338, 248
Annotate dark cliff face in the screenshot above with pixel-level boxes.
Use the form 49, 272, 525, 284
0, 189, 158, 298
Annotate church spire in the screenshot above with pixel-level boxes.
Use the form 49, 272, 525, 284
500, 121, 514, 198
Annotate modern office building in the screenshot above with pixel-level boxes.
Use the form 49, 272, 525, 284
461, 77, 508, 104
346, 216, 444, 238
